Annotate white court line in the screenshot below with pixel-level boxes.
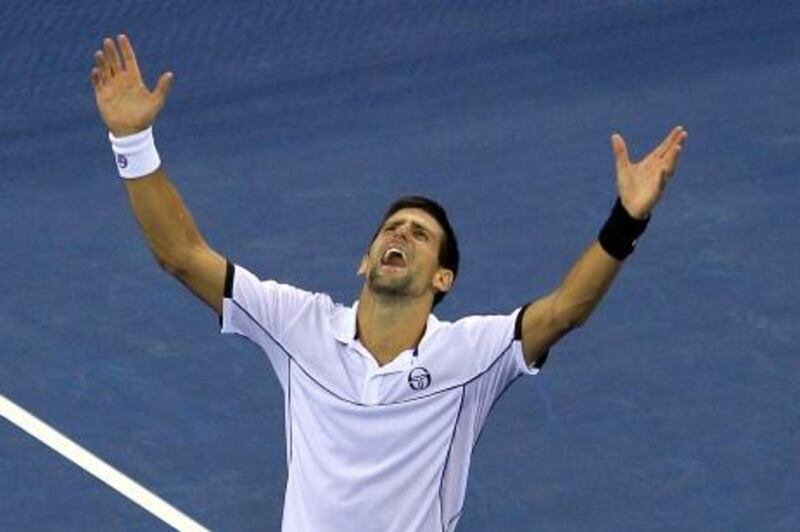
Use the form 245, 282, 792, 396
0, 394, 210, 532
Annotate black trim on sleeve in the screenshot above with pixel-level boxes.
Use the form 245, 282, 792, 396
533, 349, 549, 369
515, 303, 549, 370
514, 303, 531, 341
223, 260, 235, 298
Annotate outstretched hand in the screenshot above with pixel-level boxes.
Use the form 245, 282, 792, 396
612, 126, 688, 219
90, 34, 173, 137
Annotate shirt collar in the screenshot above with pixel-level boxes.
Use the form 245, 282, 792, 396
330, 300, 441, 347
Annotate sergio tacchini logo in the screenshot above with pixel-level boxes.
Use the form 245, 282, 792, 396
408, 367, 431, 391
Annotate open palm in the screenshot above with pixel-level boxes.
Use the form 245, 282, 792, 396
613, 127, 688, 219
91, 35, 173, 137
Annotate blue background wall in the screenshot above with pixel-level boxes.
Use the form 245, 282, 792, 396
1, 1, 798, 530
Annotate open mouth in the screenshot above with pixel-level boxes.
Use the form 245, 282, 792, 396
380, 247, 408, 268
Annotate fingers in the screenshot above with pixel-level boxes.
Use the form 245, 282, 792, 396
653, 127, 679, 157
657, 126, 687, 159
90, 67, 102, 88
660, 127, 688, 177
93, 42, 115, 87
663, 138, 687, 176
117, 34, 140, 78
102, 38, 122, 76
94, 35, 134, 84
95, 49, 109, 80
611, 133, 631, 171
154, 72, 174, 105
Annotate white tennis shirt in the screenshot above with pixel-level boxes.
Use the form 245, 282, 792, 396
220, 262, 545, 531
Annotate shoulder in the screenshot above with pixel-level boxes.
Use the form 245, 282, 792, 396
421, 309, 524, 372
223, 262, 339, 337
430, 309, 522, 344
229, 263, 334, 304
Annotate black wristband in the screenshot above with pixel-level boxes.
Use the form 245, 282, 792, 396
597, 198, 650, 260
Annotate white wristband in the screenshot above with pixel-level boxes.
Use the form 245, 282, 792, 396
108, 127, 161, 179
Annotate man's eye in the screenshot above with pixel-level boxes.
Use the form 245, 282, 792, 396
414, 230, 428, 240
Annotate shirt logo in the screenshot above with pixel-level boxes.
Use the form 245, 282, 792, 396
116, 154, 129, 169
408, 367, 431, 391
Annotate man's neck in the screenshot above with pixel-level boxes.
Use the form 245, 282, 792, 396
356, 288, 431, 367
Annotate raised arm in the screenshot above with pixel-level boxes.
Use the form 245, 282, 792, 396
520, 127, 688, 365
91, 34, 226, 314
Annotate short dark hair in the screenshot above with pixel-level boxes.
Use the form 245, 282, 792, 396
371, 196, 460, 307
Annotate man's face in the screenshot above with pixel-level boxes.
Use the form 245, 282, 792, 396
359, 208, 453, 302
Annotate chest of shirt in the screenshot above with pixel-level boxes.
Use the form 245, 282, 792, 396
278, 325, 478, 406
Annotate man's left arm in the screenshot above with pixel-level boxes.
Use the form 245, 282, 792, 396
520, 126, 688, 366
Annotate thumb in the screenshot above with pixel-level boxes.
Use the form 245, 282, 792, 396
153, 71, 174, 105
611, 133, 630, 171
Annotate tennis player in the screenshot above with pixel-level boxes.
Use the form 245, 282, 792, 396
91, 35, 687, 531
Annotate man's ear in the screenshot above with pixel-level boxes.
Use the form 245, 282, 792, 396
433, 268, 454, 294
357, 254, 368, 276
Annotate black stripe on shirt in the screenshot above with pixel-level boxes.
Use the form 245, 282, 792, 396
223, 260, 235, 298
514, 302, 549, 369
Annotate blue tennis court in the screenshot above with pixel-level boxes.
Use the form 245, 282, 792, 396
1, 1, 798, 530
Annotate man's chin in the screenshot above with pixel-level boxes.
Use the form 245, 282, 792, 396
366, 270, 414, 298
377, 262, 409, 275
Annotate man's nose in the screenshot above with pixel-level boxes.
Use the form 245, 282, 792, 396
391, 224, 411, 239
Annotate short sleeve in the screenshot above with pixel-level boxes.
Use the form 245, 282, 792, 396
452, 307, 543, 379
452, 307, 548, 430
220, 262, 334, 388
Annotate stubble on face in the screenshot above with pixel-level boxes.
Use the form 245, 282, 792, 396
366, 262, 415, 299
362, 208, 445, 303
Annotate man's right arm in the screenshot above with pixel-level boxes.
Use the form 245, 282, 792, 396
124, 169, 227, 314
92, 34, 226, 314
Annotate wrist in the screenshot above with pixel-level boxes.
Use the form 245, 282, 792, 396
108, 127, 161, 179
621, 200, 650, 221
110, 126, 146, 137
597, 197, 650, 260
